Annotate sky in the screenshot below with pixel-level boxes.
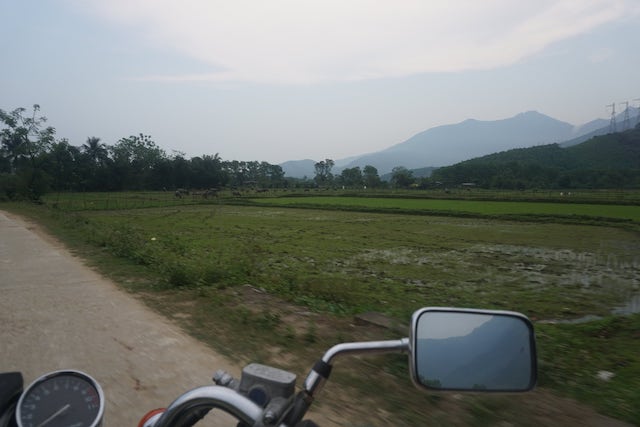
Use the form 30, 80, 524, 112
1, 0, 639, 164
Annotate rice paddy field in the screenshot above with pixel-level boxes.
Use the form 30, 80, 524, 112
252, 195, 640, 221
4, 190, 640, 425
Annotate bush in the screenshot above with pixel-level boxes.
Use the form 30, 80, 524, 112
164, 262, 198, 287
0, 173, 19, 201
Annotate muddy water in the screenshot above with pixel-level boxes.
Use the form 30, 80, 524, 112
358, 240, 640, 324
612, 293, 640, 315
539, 294, 640, 324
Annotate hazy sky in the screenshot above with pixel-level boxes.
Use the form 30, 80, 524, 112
2, 1, 639, 164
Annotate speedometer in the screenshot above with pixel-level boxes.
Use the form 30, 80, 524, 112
16, 370, 104, 427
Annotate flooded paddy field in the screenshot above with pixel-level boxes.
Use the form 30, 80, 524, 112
6, 200, 640, 425
75, 205, 639, 322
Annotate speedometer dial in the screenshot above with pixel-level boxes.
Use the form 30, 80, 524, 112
16, 370, 104, 427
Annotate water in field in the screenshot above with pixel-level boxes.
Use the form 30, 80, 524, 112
613, 293, 640, 315
75, 205, 639, 320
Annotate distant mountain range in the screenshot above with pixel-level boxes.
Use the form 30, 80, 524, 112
280, 107, 639, 179
431, 126, 640, 189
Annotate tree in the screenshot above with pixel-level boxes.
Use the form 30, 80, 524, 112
224, 160, 248, 187
44, 139, 82, 191
0, 105, 56, 199
79, 137, 111, 190
362, 165, 381, 188
256, 161, 285, 188
109, 134, 167, 189
265, 163, 285, 187
189, 154, 226, 189
390, 166, 415, 189
222, 160, 284, 188
82, 137, 108, 166
314, 158, 334, 186
339, 167, 363, 188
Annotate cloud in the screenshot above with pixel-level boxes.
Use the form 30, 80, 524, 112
77, 0, 639, 84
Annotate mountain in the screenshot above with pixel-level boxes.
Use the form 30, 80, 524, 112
337, 111, 575, 176
430, 126, 640, 189
562, 106, 639, 148
571, 118, 609, 137
565, 126, 640, 169
280, 156, 362, 179
279, 109, 638, 179
279, 159, 316, 179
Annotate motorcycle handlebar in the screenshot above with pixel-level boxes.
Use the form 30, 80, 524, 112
150, 339, 411, 427
150, 385, 266, 427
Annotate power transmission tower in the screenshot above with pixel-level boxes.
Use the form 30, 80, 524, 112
620, 101, 629, 130
606, 103, 616, 132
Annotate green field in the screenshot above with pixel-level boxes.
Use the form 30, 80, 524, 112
251, 196, 640, 221
4, 192, 640, 425
55, 204, 637, 320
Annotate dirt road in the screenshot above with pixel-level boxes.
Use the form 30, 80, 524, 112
0, 211, 255, 426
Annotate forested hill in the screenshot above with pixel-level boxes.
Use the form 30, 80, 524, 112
430, 126, 640, 189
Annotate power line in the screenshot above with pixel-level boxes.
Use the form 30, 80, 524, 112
606, 103, 616, 132
619, 101, 630, 130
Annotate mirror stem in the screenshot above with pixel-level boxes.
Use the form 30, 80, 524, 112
303, 338, 409, 397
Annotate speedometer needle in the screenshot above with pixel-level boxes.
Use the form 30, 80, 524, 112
37, 404, 71, 427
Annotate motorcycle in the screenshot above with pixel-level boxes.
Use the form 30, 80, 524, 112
0, 307, 537, 427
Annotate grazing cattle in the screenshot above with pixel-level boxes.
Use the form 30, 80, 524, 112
203, 189, 218, 198
175, 188, 189, 198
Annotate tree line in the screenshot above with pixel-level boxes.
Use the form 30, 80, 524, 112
0, 105, 390, 200
0, 106, 295, 200
313, 159, 384, 189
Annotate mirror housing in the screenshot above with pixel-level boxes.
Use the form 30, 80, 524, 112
410, 307, 537, 392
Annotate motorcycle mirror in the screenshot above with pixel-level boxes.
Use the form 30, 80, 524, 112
409, 308, 537, 392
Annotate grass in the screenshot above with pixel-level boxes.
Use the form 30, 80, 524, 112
538, 315, 640, 423
3, 192, 640, 425
33, 203, 639, 320
250, 196, 640, 222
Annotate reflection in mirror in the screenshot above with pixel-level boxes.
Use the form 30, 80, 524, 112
413, 310, 536, 391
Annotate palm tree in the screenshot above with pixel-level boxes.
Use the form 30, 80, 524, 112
82, 136, 107, 165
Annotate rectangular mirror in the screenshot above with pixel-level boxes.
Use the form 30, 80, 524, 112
410, 307, 537, 392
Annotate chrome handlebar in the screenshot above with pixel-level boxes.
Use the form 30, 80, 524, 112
151, 385, 267, 427
150, 339, 410, 427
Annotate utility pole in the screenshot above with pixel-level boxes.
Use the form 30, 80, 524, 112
619, 101, 629, 130
606, 103, 616, 133
635, 98, 640, 127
